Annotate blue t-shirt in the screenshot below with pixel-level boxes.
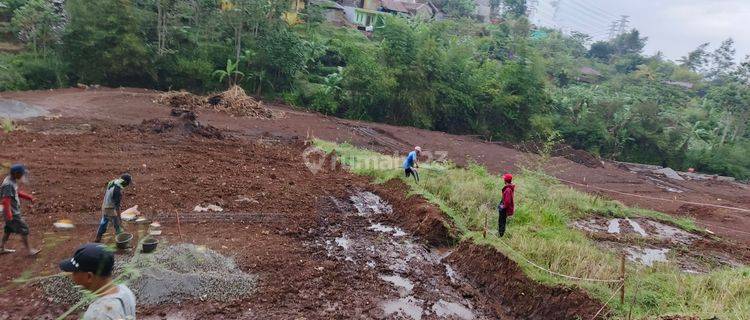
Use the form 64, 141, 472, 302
403, 151, 417, 169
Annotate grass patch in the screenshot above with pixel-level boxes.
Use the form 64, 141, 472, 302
315, 139, 750, 318
2, 118, 16, 133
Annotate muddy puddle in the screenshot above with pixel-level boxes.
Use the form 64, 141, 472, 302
316, 191, 491, 319
572, 216, 743, 272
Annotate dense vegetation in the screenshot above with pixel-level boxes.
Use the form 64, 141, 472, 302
317, 140, 750, 318
1, 0, 749, 179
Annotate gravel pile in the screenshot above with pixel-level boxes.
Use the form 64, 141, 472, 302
38, 274, 84, 306
128, 244, 257, 305
38, 244, 257, 307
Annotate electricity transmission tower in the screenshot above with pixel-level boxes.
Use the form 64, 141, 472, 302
607, 15, 629, 39
617, 15, 630, 34
607, 21, 619, 39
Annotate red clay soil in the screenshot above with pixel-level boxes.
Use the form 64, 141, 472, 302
373, 179, 458, 247
446, 243, 607, 320
0, 117, 604, 319
0, 87, 740, 318
368, 180, 607, 320
0, 119, 390, 319
3, 87, 749, 246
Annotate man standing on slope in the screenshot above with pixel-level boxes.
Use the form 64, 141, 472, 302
59, 243, 136, 319
0, 164, 40, 256
403, 146, 421, 183
497, 173, 515, 237
95, 174, 132, 243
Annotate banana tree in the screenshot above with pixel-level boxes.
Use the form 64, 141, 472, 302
212, 59, 244, 88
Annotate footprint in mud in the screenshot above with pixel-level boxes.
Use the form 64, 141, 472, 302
379, 274, 414, 297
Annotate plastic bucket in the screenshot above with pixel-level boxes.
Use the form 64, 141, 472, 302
142, 237, 159, 253
115, 233, 133, 249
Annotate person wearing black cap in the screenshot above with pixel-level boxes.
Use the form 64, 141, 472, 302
95, 174, 132, 243
0, 164, 40, 256
59, 243, 136, 319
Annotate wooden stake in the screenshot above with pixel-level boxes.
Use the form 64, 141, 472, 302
627, 279, 640, 320
483, 209, 488, 238
620, 254, 626, 305
133, 221, 139, 251
176, 212, 183, 240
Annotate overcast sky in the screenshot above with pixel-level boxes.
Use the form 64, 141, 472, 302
530, 0, 750, 62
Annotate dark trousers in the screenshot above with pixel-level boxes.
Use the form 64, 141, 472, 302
498, 209, 507, 237
405, 167, 419, 182
96, 215, 123, 241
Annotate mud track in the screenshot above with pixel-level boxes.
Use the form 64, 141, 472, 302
0, 118, 605, 319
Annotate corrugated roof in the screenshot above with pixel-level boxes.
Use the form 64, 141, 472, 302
381, 0, 410, 13
579, 66, 602, 77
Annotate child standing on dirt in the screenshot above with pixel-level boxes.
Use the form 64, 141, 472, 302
497, 173, 515, 237
59, 243, 136, 319
95, 174, 132, 243
403, 146, 421, 183
0, 164, 40, 256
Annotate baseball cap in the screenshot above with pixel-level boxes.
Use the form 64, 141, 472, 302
415, 146, 422, 152
10, 164, 27, 176
120, 173, 133, 186
59, 243, 115, 277
502, 173, 513, 183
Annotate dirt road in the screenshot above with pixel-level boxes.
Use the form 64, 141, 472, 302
3, 88, 749, 246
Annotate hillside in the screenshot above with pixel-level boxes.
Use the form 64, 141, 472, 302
0, 0, 749, 180
0, 87, 748, 318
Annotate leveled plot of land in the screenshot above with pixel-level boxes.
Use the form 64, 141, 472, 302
3, 87, 749, 246
0, 117, 603, 319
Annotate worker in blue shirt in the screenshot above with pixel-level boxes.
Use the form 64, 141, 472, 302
403, 146, 421, 183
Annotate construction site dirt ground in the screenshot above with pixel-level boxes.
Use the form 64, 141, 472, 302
0, 88, 748, 319
0, 116, 609, 319
3, 87, 749, 246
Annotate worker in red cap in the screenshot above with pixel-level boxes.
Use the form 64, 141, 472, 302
497, 173, 515, 237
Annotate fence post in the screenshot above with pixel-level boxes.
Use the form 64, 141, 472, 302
620, 254, 626, 305
483, 210, 488, 238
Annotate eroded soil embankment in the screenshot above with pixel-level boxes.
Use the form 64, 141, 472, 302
370, 179, 606, 319
447, 244, 604, 319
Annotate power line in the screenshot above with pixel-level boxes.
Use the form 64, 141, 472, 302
559, 11, 611, 32
533, 7, 608, 41
531, 0, 621, 42
555, 11, 612, 36
550, 0, 623, 40
546, 0, 618, 35
566, 0, 619, 21
563, 0, 617, 25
